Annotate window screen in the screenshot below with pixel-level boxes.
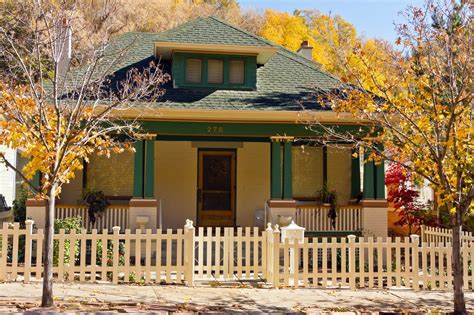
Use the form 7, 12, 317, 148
229, 60, 245, 84
86, 152, 134, 196
292, 146, 323, 198
185, 58, 202, 83
207, 59, 224, 84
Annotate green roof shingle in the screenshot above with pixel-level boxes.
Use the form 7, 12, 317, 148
94, 16, 343, 111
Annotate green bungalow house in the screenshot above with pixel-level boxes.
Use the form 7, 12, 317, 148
26, 17, 388, 236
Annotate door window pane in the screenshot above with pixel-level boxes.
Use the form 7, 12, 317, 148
207, 59, 224, 84
185, 58, 202, 83
229, 60, 245, 84
202, 155, 232, 210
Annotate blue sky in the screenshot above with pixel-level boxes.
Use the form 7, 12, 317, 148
238, 0, 425, 43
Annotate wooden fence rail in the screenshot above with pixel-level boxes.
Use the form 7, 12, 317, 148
0, 221, 473, 292
421, 225, 474, 246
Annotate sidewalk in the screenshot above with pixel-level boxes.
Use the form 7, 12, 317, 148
0, 282, 473, 313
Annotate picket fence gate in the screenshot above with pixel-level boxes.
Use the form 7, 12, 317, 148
0, 221, 473, 291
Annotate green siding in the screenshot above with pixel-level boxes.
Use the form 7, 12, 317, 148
144, 140, 155, 198
172, 52, 257, 90
133, 141, 144, 198
351, 150, 361, 198
283, 141, 293, 199
271, 141, 282, 199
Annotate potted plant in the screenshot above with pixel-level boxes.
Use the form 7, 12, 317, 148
83, 189, 108, 225
316, 185, 338, 228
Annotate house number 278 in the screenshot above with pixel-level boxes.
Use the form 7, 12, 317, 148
207, 126, 224, 133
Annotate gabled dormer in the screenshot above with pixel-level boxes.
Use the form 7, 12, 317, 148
153, 17, 278, 90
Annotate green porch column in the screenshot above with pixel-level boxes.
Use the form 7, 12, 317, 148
133, 140, 144, 198
322, 146, 328, 187
270, 140, 282, 199
375, 161, 385, 199
32, 172, 41, 192
144, 139, 155, 198
351, 149, 361, 198
283, 140, 293, 200
363, 151, 375, 199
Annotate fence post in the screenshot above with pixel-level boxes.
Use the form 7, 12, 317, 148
263, 223, 273, 280
272, 224, 280, 286
410, 234, 420, 291
0, 222, 9, 281
112, 226, 121, 284
184, 219, 195, 287
23, 220, 34, 283
347, 234, 357, 289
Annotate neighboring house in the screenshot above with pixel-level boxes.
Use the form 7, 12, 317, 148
25, 17, 388, 236
0, 145, 16, 208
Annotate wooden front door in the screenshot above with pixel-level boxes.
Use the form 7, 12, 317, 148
198, 150, 236, 227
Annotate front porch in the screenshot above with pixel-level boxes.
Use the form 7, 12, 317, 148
26, 120, 388, 236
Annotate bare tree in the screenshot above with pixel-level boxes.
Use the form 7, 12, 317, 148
0, 0, 169, 306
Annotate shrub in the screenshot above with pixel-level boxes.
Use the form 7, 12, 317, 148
53, 216, 82, 266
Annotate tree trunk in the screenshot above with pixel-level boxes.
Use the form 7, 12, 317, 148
41, 186, 56, 307
452, 223, 466, 314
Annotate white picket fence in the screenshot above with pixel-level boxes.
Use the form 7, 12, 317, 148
0, 221, 473, 291
55, 205, 129, 233
421, 225, 474, 246
295, 206, 363, 232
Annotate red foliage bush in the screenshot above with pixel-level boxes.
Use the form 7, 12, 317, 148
386, 163, 436, 233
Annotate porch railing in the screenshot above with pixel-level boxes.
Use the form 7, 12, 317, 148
55, 205, 129, 232
295, 205, 363, 232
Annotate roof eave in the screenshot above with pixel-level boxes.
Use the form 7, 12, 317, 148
154, 41, 278, 64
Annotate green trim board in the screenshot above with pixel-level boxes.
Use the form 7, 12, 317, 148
133, 141, 145, 198
283, 141, 293, 199
271, 141, 282, 199
144, 140, 155, 198
140, 121, 370, 138
172, 52, 257, 90
156, 135, 269, 142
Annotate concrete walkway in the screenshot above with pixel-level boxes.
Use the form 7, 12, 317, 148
0, 282, 473, 313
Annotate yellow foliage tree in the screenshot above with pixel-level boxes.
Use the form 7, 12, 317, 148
0, 0, 168, 307
312, 1, 472, 312
259, 10, 311, 52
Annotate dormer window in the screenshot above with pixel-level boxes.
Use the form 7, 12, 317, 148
172, 52, 256, 90
207, 59, 224, 84
185, 58, 202, 83
229, 60, 245, 85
